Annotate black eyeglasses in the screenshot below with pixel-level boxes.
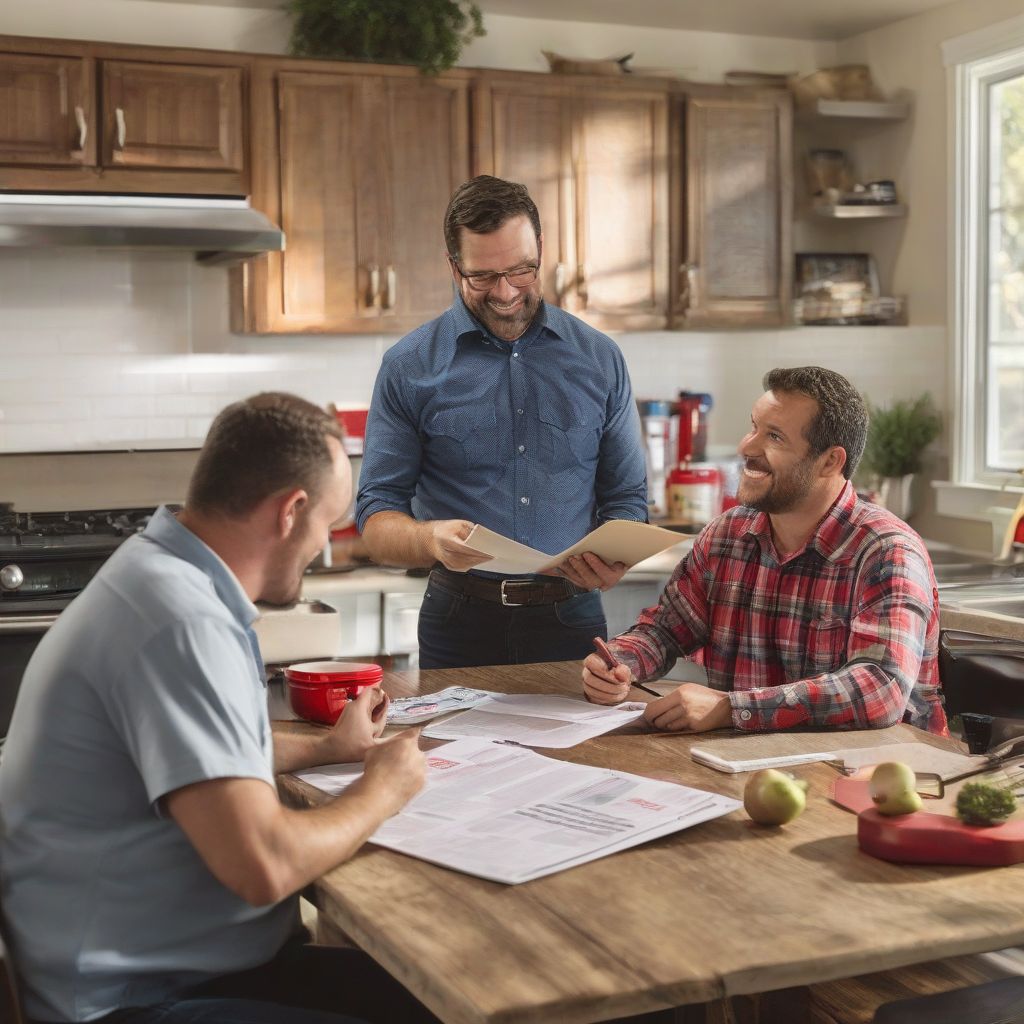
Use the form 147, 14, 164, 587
452, 261, 539, 292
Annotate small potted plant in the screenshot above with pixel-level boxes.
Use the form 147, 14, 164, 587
862, 393, 942, 520
288, 0, 485, 75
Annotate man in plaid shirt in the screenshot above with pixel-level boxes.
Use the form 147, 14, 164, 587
583, 366, 947, 736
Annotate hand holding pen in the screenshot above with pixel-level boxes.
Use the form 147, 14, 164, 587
583, 637, 660, 704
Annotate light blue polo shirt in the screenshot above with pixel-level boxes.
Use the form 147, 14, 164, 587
0, 507, 299, 1022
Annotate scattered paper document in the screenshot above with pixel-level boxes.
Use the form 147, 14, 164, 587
422, 693, 646, 748
388, 686, 494, 726
464, 520, 682, 576
298, 738, 741, 884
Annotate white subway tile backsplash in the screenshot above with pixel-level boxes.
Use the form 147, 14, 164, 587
0, 249, 950, 454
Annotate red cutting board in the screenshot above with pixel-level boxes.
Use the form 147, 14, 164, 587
831, 777, 1024, 866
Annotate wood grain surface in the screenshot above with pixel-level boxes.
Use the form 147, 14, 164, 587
277, 663, 1024, 1024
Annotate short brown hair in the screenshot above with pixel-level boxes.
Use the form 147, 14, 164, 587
187, 393, 344, 517
762, 366, 868, 479
443, 175, 542, 261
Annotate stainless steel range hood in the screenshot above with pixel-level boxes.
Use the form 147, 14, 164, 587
0, 194, 284, 266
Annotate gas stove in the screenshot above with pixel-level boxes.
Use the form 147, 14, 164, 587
0, 507, 161, 613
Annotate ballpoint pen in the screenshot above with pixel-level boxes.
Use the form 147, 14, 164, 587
592, 637, 661, 698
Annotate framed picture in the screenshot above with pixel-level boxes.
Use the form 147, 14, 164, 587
795, 252, 879, 299
794, 253, 896, 325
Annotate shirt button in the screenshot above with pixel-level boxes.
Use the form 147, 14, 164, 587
520, 496, 530, 505
512, 352, 519, 358
516, 408, 524, 415
739, 709, 752, 722
518, 445, 525, 453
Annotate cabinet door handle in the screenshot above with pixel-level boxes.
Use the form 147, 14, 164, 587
680, 263, 698, 309
73, 105, 87, 152
577, 263, 588, 303
367, 265, 380, 308
554, 262, 567, 299
115, 107, 126, 150
384, 266, 397, 311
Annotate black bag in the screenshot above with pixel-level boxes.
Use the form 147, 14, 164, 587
938, 630, 1024, 724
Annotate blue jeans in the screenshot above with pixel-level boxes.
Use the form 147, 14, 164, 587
85, 941, 440, 1024
417, 574, 607, 669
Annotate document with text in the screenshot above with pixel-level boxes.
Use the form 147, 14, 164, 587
296, 738, 741, 884
463, 520, 683, 576
421, 693, 647, 747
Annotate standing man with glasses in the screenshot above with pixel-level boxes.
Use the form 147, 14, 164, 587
356, 175, 648, 669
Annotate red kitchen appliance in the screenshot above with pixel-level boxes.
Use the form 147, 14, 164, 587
676, 391, 713, 465
283, 660, 383, 725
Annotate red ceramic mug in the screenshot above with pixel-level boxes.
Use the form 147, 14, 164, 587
284, 660, 383, 725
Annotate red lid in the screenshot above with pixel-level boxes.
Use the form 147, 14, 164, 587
284, 661, 383, 685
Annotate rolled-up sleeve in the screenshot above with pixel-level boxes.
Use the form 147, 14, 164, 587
729, 537, 937, 732
356, 355, 423, 530
595, 351, 648, 525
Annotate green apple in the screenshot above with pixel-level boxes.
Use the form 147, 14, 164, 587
743, 768, 808, 826
869, 761, 923, 816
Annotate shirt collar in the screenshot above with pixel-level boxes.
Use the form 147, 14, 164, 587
142, 505, 260, 630
743, 480, 858, 563
451, 294, 561, 350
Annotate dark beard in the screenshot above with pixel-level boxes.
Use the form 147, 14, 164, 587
740, 459, 817, 515
468, 290, 542, 342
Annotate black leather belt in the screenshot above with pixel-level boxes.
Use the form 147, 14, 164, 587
429, 567, 584, 607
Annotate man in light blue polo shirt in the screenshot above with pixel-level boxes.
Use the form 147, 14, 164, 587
0, 394, 433, 1024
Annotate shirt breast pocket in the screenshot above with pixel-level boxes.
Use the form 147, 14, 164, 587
538, 401, 601, 479
804, 616, 848, 676
426, 407, 498, 472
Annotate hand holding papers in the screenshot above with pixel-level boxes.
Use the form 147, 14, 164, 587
462, 520, 683, 577
297, 739, 741, 884
422, 693, 647, 748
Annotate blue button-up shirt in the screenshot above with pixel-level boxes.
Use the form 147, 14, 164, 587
357, 297, 647, 568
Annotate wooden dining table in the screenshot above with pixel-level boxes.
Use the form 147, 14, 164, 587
277, 662, 1024, 1024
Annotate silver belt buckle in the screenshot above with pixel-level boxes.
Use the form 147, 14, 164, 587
500, 580, 527, 607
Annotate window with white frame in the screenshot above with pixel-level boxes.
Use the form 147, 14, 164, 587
948, 24, 1024, 484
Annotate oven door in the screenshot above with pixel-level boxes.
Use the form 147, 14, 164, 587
0, 614, 58, 747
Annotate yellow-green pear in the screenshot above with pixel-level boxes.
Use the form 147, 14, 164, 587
869, 761, 923, 816
743, 768, 808, 826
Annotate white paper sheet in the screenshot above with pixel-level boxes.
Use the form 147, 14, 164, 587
463, 520, 683, 576
421, 694, 647, 747
387, 686, 495, 726
296, 738, 741, 884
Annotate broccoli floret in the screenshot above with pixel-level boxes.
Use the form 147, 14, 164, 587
955, 782, 1017, 827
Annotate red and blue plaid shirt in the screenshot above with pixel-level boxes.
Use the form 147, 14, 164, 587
612, 482, 948, 735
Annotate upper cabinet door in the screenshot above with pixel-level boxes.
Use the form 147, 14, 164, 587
0, 53, 95, 166
475, 80, 575, 307
679, 88, 793, 328
272, 71, 380, 331
377, 76, 470, 329
101, 61, 244, 172
573, 87, 670, 329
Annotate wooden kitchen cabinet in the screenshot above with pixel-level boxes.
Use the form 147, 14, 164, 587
674, 85, 793, 328
235, 61, 470, 334
0, 52, 95, 167
0, 35, 249, 194
100, 61, 243, 173
475, 74, 670, 331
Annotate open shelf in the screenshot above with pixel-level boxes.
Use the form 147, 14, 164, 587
802, 98, 910, 120
812, 203, 907, 219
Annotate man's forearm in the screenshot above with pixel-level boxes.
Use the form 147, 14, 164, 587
361, 510, 436, 568
272, 722, 327, 774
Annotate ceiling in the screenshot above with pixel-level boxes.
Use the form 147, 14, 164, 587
141, 0, 957, 41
